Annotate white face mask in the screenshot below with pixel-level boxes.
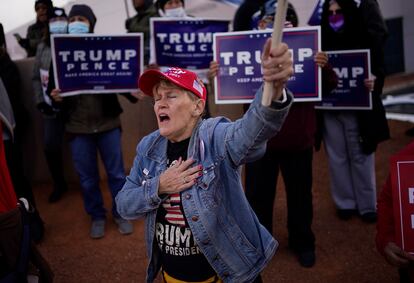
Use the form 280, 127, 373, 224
164, 7, 186, 18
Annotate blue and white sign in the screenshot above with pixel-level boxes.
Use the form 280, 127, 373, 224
51, 34, 144, 97
213, 26, 321, 104
316, 49, 372, 110
150, 18, 229, 71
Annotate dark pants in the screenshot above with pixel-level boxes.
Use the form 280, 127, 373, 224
245, 147, 315, 253
0, 208, 22, 277
43, 114, 67, 190
3, 139, 34, 206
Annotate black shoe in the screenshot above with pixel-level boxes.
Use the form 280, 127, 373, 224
48, 185, 68, 203
336, 209, 357, 220
360, 212, 377, 223
297, 250, 315, 268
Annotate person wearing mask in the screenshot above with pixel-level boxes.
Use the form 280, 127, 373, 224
50, 4, 138, 239
156, 0, 187, 18
150, 0, 214, 118
15, 0, 53, 57
320, 0, 389, 222
32, 7, 68, 203
116, 31, 293, 281
125, 0, 159, 65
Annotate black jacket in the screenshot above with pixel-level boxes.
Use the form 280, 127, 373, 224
321, 0, 390, 154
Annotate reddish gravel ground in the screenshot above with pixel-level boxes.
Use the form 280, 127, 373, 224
33, 119, 413, 283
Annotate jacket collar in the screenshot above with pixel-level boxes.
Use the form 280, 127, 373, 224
146, 118, 203, 164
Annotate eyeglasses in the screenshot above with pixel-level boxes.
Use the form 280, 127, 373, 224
328, 9, 343, 16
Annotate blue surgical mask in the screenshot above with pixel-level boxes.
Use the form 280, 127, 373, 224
164, 7, 186, 18
68, 21, 90, 34
49, 20, 68, 34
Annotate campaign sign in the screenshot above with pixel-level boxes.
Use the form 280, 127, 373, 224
51, 34, 143, 96
213, 26, 321, 104
150, 18, 229, 70
316, 49, 372, 110
390, 155, 414, 254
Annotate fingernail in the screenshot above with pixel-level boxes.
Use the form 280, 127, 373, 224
198, 172, 203, 176
199, 165, 203, 170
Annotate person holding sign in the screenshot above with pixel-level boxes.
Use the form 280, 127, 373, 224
32, 7, 69, 203
209, 0, 338, 268
376, 142, 414, 282
320, 0, 389, 222
116, 34, 293, 282
50, 4, 136, 239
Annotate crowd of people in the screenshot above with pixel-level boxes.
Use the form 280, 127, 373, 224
1, 0, 413, 282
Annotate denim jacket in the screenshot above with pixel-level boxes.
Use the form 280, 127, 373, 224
116, 88, 292, 282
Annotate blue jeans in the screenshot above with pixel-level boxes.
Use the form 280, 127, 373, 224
70, 128, 125, 220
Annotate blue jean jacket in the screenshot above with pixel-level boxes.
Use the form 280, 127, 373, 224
116, 88, 292, 283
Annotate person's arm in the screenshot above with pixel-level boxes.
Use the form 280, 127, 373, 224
31, 44, 54, 115
115, 138, 164, 220
216, 40, 293, 166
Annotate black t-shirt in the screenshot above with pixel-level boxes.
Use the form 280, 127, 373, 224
156, 138, 216, 281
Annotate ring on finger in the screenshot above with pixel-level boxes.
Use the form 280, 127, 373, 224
182, 177, 187, 184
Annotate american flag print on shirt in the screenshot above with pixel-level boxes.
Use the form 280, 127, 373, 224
162, 193, 186, 227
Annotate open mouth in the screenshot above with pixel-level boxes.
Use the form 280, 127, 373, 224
159, 114, 170, 123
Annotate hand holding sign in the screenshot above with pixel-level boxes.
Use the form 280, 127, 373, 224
383, 242, 414, 267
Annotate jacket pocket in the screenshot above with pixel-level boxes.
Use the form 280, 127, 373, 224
197, 163, 220, 209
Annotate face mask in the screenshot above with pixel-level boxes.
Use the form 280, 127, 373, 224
164, 7, 186, 18
68, 21, 90, 34
329, 14, 345, 32
49, 21, 68, 34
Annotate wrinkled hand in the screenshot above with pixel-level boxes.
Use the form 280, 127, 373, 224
50, 89, 63, 102
261, 39, 293, 100
314, 52, 328, 68
384, 242, 414, 268
159, 158, 203, 195
208, 61, 219, 81
364, 76, 376, 92
130, 90, 146, 100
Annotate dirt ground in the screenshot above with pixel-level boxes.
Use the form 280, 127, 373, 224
32, 119, 414, 283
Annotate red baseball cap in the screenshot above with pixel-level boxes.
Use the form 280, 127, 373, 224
138, 67, 207, 101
